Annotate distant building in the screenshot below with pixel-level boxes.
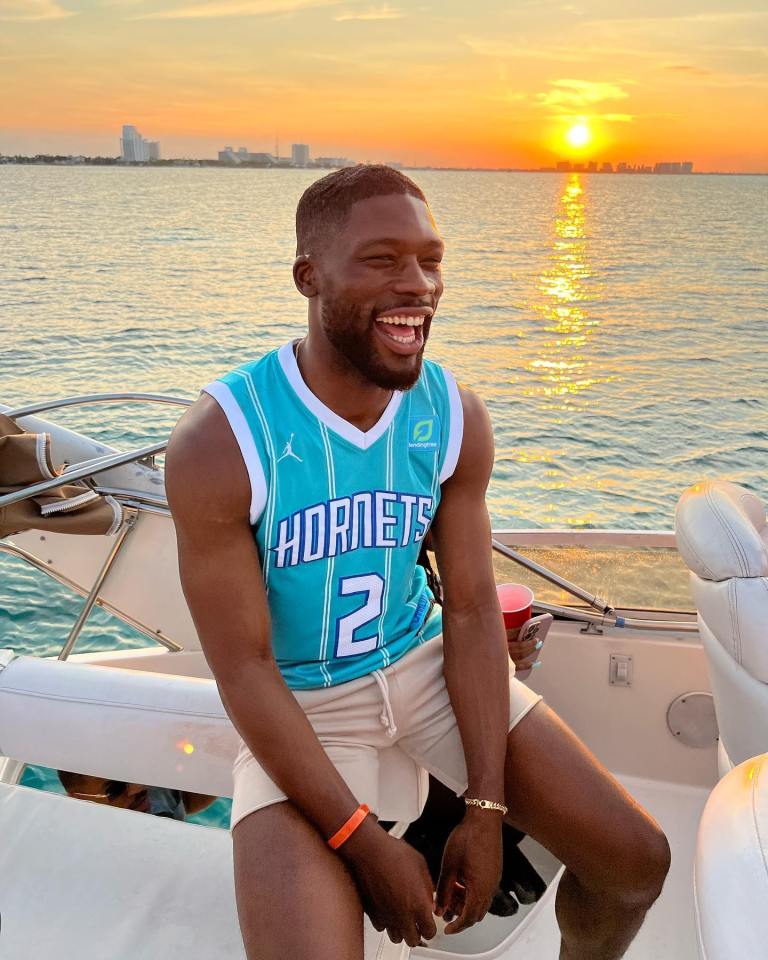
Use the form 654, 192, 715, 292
120, 124, 160, 162
556, 161, 571, 172
218, 146, 275, 166
291, 143, 310, 166
587, 160, 598, 173
121, 125, 143, 162
654, 161, 693, 174
313, 157, 355, 168
601, 162, 613, 173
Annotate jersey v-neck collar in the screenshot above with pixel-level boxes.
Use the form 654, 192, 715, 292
277, 341, 404, 450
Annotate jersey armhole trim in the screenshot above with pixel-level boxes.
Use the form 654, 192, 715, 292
200, 380, 267, 525
439, 368, 463, 484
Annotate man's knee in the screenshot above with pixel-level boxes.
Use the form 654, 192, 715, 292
605, 819, 671, 909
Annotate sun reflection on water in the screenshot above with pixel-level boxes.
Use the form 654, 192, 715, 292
525, 174, 612, 412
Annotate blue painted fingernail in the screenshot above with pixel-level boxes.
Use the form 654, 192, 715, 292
534, 640, 543, 650
532, 660, 542, 668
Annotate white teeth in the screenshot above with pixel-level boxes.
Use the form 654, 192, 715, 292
376, 315, 425, 326
389, 332, 416, 343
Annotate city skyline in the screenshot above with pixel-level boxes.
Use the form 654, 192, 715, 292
2, 1, 766, 172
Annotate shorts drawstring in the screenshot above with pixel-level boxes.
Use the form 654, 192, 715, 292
372, 669, 398, 739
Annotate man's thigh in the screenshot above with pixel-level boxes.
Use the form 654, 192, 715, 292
233, 801, 364, 960
502, 702, 668, 896
395, 645, 541, 796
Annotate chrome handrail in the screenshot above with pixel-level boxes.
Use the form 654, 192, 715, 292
4, 392, 192, 419
492, 538, 615, 616
533, 599, 699, 634
491, 539, 698, 632
0, 441, 168, 509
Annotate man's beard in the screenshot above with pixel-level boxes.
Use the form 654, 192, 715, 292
320, 296, 425, 391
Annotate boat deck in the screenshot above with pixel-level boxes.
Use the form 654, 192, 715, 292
416, 775, 707, 958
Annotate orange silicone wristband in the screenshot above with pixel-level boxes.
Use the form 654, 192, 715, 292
327, 803, 370, 850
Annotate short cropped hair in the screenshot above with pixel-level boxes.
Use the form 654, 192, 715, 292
296, 164, 428, 256
58, 769, 89, 792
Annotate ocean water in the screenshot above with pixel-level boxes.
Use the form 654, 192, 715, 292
1, 166, 766, 822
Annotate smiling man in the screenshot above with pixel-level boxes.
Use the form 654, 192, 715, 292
165, 165, 669, 960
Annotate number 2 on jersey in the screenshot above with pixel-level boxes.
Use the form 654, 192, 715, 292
334, 573, 384, 658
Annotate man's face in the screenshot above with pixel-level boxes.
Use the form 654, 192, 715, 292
67, 776, 151, 813
313, 193, 444, 391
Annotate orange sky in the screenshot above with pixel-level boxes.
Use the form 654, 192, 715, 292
2, 0, 767, 170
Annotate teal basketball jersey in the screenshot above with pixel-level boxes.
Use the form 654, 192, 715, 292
202, 341, 463, 689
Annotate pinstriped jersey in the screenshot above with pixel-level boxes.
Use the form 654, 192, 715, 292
202, 341, 463, 690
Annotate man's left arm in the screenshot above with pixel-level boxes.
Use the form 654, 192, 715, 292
429, 386, 510, 933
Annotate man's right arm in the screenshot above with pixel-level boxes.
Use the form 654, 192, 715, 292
165, 396, 436, 947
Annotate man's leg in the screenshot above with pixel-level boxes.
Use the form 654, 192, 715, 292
233, 802, 365, 960
503, 703, 671, 960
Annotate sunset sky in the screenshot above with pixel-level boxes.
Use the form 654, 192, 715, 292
2, 0, 767, 170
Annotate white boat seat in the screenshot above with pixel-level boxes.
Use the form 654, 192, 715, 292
0, 780, 245, 960
0, 781, 409, 960
0, 650, 427, 822
694, 753, 768, 959
675, 481, 768, 768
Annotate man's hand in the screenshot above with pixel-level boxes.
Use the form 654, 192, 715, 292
506, 625, 540, 672
339, 818, 437, 948
435, 810, 503, 934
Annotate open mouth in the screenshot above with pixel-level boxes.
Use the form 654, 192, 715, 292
374, 308, 432, 352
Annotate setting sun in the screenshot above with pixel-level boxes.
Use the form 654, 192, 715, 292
566, 123, 591, 149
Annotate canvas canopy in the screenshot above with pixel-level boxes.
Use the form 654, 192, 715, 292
0, 412, 121, 539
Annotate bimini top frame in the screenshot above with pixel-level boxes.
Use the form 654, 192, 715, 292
0, 393, 193, 659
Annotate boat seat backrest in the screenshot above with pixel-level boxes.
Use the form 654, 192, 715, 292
0, 649, 238, 796
0, 651, 427, 822
675, 481, 768, 767
694, 753, 768, 960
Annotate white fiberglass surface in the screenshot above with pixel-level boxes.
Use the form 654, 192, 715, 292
412, 776, 708, 959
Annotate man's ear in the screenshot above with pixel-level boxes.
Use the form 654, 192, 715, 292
293, 255, 318, 298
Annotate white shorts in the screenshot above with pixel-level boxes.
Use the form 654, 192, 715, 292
231, 635, 542, 830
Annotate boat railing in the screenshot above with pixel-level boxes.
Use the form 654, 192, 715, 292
1, 393, 192, 660
1, 392, 698, 662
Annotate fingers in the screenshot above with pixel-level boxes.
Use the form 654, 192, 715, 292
435, 864, 458, 917
417, 903, 437, 942
444, 888, 492, 935
386, 922, 422, 949
507, 641, 537, 661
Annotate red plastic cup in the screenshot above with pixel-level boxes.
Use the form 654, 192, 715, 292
497, 583, 534, 629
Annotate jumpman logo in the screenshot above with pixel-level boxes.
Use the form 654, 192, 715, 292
277, 433, 303, 464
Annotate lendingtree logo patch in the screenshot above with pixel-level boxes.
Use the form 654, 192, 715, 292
409, 416, 439, 451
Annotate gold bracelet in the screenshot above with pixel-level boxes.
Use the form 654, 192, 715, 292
464, 797, 508, 815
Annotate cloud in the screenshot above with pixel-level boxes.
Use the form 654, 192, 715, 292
334, 4, 402, 20
0, 0, 74, 19
462, 37, 588, 62
663, 63, 714, 76
131, 0, 334, 19
548, 111, 634, 123
537, 78, 629, 107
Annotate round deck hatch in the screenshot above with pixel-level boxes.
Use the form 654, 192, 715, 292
666, 692, 718, 748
